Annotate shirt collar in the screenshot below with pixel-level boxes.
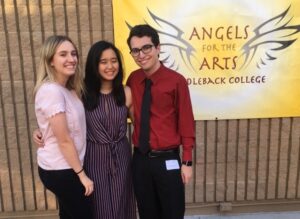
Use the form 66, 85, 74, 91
138, 62, 165, 85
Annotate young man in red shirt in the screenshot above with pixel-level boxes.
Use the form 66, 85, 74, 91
127, 24, 195, 219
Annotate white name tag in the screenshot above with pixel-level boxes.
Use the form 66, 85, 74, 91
165, 160, 180, 170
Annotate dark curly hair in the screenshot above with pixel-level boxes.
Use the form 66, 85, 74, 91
127, 24, 160, 49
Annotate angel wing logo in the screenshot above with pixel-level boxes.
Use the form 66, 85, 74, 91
240, 5, 300, 69
126, 9, 199, 74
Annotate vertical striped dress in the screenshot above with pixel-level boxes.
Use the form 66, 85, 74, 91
84, 92, 136, 219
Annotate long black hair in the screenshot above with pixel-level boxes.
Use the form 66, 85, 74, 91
82, 41, 125, 110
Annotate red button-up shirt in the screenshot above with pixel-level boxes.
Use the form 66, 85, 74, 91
127, 64, 195, 161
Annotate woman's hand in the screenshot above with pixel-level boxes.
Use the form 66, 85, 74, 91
77, 171, 94, 196
33, 129, 44, 147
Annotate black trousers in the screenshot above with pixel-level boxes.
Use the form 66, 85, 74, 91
132, 150, 185, 219
38, 167, 92, 219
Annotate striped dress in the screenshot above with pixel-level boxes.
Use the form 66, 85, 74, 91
84, 93, 136, 219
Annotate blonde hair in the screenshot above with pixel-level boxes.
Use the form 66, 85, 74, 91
33, 35, 84, 97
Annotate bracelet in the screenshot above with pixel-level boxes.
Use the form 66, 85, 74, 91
75, 168, 84, 175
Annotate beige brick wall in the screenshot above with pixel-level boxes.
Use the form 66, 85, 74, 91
1, 0, 300, 215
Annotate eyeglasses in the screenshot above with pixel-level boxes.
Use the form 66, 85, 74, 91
130, 44, 154, 57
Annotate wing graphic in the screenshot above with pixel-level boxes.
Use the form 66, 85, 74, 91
126, 9, 199, 74
240, 5, 300, 69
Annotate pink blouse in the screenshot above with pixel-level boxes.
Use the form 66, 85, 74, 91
35, 82, 86, 170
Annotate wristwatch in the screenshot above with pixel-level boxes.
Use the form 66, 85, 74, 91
182, 161, 192, 166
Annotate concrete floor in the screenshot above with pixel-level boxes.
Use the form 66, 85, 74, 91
1, 211, 300, 219
185, 211, 300, 219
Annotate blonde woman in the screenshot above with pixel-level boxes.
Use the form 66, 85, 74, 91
34, 35, 93, 219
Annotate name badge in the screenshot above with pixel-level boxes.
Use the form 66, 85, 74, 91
165, 160, 180, 170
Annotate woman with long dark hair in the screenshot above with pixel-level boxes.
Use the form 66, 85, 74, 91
82, 41, 136, 219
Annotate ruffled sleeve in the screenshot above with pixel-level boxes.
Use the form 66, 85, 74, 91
35, 83, 66, 118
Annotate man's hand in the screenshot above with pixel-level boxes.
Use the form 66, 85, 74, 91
181, 165, 192, 184
33, 129, 44, 147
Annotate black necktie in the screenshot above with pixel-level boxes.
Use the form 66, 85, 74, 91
139, 79, 152, 154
